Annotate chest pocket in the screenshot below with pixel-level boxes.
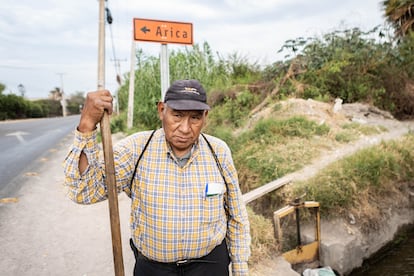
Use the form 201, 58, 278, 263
203, 193, 225, 223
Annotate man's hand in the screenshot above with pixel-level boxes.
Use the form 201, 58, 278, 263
78, 90, 113, 132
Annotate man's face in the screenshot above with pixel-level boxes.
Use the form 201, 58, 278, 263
158, 102, 208, 156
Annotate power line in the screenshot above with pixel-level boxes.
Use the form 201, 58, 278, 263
0, 65, 38, 70
105, 1, 125, 86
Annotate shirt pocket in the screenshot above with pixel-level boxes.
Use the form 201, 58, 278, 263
201, 193, 225, 224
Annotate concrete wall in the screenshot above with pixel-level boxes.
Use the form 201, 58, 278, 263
302, 207, 414, 275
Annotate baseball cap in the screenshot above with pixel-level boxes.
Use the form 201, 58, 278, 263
164, 79, 210, 110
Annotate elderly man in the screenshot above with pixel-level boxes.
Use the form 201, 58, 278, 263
63, 79, 251, 276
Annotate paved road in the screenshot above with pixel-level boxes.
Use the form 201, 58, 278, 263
0, 115, 80, 197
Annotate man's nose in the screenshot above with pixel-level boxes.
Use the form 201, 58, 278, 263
178, 117, 191, 132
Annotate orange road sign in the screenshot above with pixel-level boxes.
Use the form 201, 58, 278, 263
133, 18, 193, 45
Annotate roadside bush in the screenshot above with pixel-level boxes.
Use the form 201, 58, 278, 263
66, 91, 85, 115
33, 99, 62, 117
0, 94, 28, 119
110, 113, 127, 133
27, 102, 45, 118
206, 89, 260, 130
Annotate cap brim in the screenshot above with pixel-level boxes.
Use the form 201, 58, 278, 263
165, 100, 210, 110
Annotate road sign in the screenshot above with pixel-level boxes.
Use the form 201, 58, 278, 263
133, 18, 193, 45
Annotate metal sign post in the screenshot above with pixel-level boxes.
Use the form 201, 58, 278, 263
160, 44, 170, 101
127, 39, 136, 129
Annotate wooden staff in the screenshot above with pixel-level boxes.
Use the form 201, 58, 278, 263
97, 0, 124, 275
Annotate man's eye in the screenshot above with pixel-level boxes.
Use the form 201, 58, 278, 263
190, 115, 202, 122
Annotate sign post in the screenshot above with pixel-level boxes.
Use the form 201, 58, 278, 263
160, 44, 170, 101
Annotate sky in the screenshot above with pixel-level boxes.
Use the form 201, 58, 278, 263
0, 0, 387, 99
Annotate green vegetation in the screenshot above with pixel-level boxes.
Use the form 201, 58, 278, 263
116, 42, 261, 131
0, 84, 84, 120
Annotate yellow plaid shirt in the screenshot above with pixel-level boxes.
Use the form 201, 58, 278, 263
63, 128, 251, 275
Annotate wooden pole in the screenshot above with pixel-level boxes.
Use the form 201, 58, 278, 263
97, 0, 124, 275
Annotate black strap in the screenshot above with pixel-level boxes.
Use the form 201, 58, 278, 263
129, 130, 156, 187
201, 133, 228, 186
201, 133, 230, 217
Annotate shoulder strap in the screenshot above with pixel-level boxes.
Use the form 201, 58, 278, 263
130, 131, 227, 188
201, 133, 230, 216
130, 130, 156, 187
201, 133, 228, 186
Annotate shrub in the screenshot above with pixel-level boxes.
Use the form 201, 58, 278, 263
110, 113, 127, 133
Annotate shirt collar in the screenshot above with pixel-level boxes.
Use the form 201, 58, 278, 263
160, 130, 200, 166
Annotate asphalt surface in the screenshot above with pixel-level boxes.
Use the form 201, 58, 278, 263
0, 116, 81, 196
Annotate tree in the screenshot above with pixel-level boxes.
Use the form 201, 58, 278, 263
0, 83, 5, 94
66, 91, 85, 115
17, 84, 26, 97
49, 87, 63, 101
383, 0, 414, 37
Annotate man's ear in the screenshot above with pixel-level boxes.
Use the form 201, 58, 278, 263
157, 102, 165, 120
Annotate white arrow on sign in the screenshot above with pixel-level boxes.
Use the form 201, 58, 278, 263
6, 131, 29, 144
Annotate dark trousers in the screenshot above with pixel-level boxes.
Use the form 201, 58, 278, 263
130, 239, 230, 276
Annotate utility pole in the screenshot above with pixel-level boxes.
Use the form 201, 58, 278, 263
111, 58, 126, 115
57, 73, 67, 117
17, 84, 26, 98
97, 0, 125, 275
127, 40, 136, 129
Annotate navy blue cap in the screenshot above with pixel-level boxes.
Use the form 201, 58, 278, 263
164, 79, 210, 110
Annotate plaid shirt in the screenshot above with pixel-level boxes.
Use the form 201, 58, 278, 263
63, 128, 251, 275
